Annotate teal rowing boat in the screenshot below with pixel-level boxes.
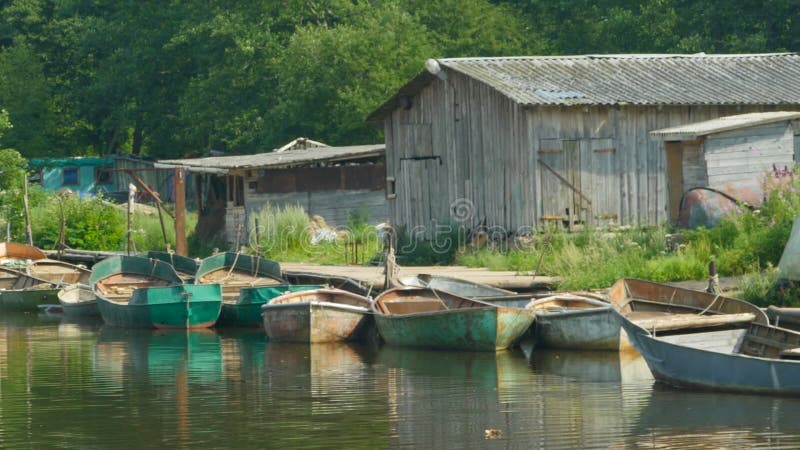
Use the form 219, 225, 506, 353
196, 252, 285, 327
372, 288, 536, 351
217, 284, 322, 327
92, 256, 222, 329
0, 266, 58, 311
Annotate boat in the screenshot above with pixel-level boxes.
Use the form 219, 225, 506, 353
27, 259, 91, 284
0, 266, 58, 311
526, 293, 616, 350
608, 278, 769, 350
0, 242, 46, 266
765, 306, 800, 332
400, 273, 535, 307
58, 283, 100, 318
284, 271, 373, 296
372, 287, 536, 351
262, 288, 373, 342
217, 284, 322, 327
91, 255, 222, 329
147, 251, 199, 283
400, 273, 517, 297
196, 252, 285, 326
616, 309, 800, 395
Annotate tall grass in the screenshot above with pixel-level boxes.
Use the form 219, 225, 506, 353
248, 202, 382, 265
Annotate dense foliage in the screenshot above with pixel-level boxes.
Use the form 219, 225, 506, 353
0, 1, 797, 158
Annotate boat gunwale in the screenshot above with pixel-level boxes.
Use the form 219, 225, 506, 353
262, 301, 372, 314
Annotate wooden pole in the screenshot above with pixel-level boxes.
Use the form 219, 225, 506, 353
127, 183, 136, 255
23, 174, 33, 246
174, 168, 188, 256
157, 201, 168, 250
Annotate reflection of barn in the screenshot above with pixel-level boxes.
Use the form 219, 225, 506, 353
157, 138, 386, 245
368, 53, 800, 234
650, 111, 800, 227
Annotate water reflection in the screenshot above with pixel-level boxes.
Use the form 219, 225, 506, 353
0, 313, 799, 448
634, 385, 800, 448
527, 348, 652, 384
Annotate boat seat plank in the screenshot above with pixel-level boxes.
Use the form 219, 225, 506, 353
383, 299, 447, 315
633, 312, 755, 332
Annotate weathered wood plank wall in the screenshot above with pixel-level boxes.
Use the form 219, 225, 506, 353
704, 122, 794, 187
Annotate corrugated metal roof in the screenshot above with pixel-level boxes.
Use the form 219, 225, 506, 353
156, 144, 384, 173
650, 111, 800, 140
368, 53, 800, 121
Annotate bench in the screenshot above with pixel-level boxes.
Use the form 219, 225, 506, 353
382, 299, 447, 315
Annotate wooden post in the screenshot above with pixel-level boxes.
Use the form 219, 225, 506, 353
23, 174, 33, 246
174, 168, 188, 256
157, 202, 168, 250
127, 183, 136, 255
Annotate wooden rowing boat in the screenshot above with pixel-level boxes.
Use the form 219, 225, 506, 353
27, 259, 91, 284
608, 278, 768, 350
262, 288, 373, 342
217, 284, 321, 327
372, 287, 535, 351
284, 271, 373, 296
617, 310, 800, 395
765, 306, 800, 332
92, 255, 222, 329
0, 242, 46, 269
526, 294, 616, 350
58, 283, 100, 318
400, 273, 534, 308
196, 252, 285, 327
0, 266, 58, 311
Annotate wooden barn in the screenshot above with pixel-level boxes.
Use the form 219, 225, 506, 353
368, 53, 800, 235
157, 139, 386, 245
650, 111, 800, 224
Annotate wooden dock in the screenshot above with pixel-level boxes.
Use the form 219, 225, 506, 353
281, 262, 557, 292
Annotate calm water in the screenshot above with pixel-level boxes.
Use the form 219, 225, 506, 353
1, 313, 800, 449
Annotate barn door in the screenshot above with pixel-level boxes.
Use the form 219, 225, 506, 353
398, 157, 440, 235
538, 139, 588, 225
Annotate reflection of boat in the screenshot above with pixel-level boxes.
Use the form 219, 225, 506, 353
528, 348, 652, 383
147, 251, 199, 283
262, 288, 373, 342
58, 283, 99, 317
373, 287, 535, 351
92, 256, 222, 328
26, 259, 90, 284
527, 294, 615, 350
617, 309, 800, 395
632, 384, 800, 432
284, 271, 373, 296
95, 326, 224, 385
196, 253, 284, 326
0, 266, 58, 311
217, 285, 321, 327
609, 278, 768, 349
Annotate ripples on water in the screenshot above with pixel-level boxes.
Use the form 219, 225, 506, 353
0, 313, 799, 449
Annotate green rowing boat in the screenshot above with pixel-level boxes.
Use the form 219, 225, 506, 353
372, 287, 536, 351
92, 255, 222, 329
196, 252, 285, 327
0, 266, 58, 311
